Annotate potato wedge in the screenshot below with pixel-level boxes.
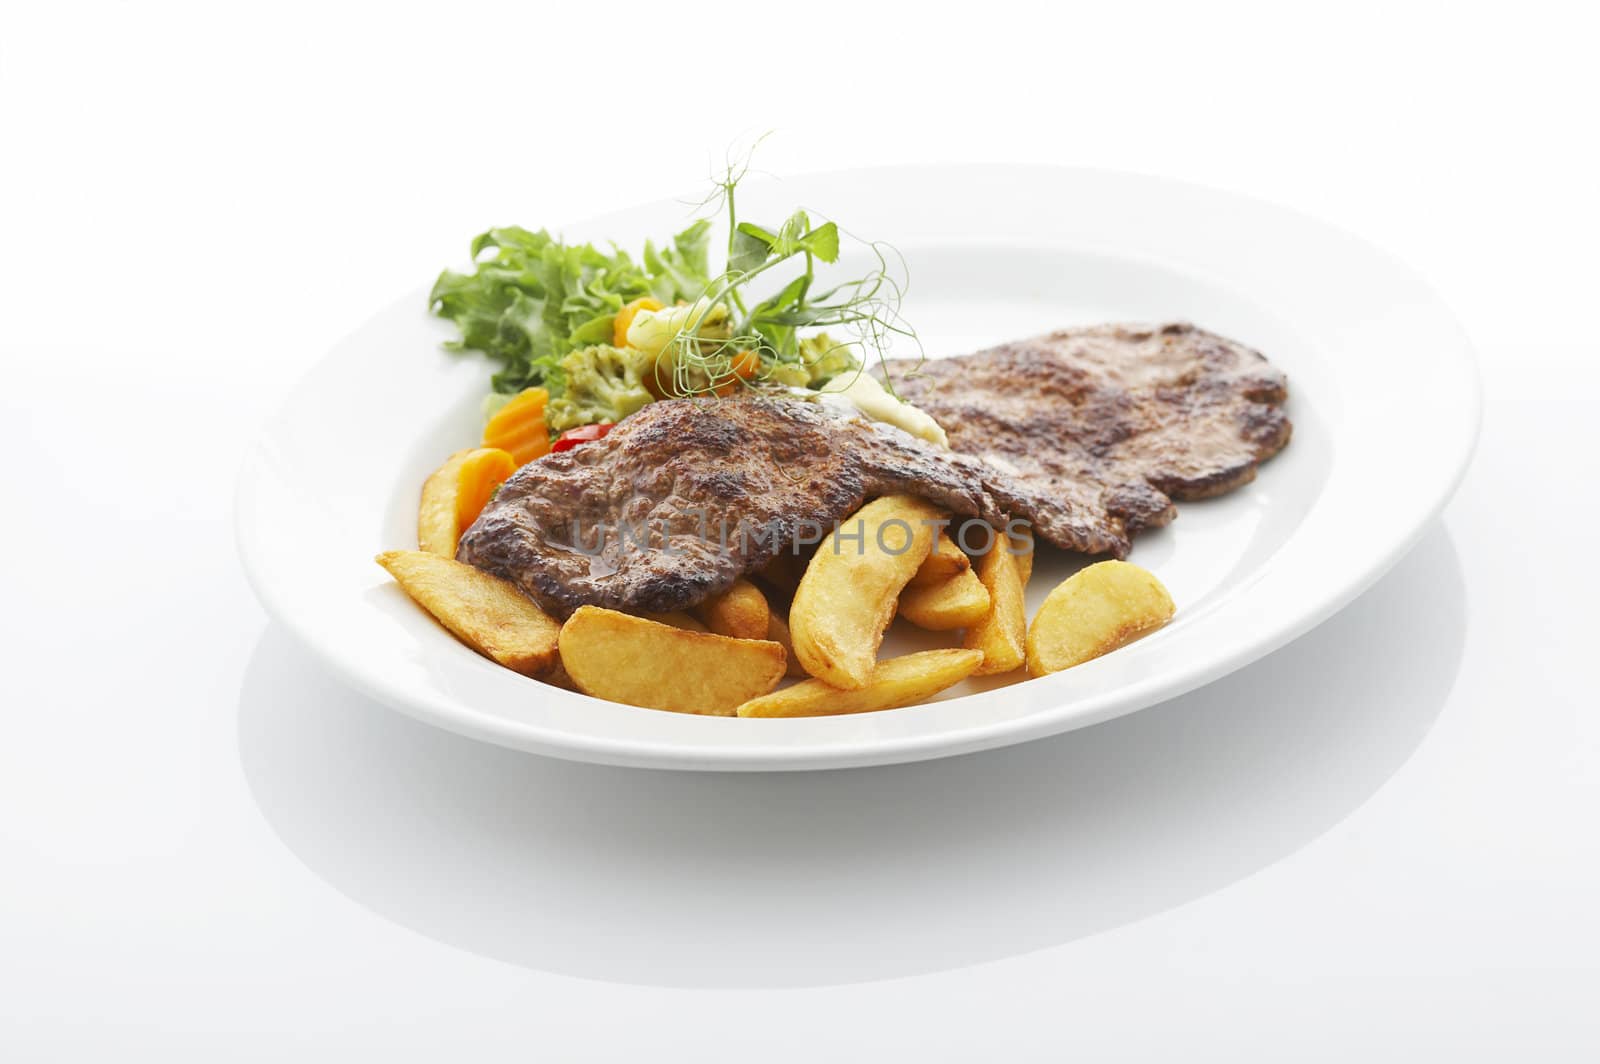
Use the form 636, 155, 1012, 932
737, 649, 983, 718
376, 550, 560, 676
542, 659, 578, 690
790, 495, 941, 690
697, 579, 770, 640
907, 532, 970, 588
898, 567, 992, 630
764, 610, 809, 677
639, 610, 709, 632
1010, 526, 1035, 588
755, 551, 808, 598
558, 606, 785, 715
963, 539, 1027, 674
1026, 560, 1175, 677
417, 447, 517, 557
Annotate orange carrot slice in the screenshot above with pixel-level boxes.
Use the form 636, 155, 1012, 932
483, 387, 551, 466
418, 447, 516, 556
713, 350, 762, 396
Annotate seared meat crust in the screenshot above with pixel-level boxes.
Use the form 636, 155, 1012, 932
878, 322, 1291, 556
457, 396, 1009, 616
458, 323, 1291, 614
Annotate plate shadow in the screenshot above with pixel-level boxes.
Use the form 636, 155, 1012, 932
237, 526, 1465, 988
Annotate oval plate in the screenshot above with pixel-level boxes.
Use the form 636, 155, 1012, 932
236, 165, 1478, 771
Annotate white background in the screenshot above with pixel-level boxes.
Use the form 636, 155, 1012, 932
3, 1, 1597, 1058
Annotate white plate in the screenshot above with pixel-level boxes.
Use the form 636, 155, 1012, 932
236, 165, 1478, 771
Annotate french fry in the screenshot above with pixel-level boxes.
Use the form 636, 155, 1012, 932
376, 550, 560, 676
963, 536, 1027, 674
697, 579, 770, 640
417, 447, 516, 557
898, 567, 992, 630
557, 606, 786, 715
764, 610, 809, 677
1026, 560, 1175, 677
789, 495, 941, 690
907, 532, 970, 588
736, 649, 984, 718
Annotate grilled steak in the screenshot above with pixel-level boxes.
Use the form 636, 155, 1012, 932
459, 322, 1291, 614
457, 396, 1012, 616
878, 322, 1291, 556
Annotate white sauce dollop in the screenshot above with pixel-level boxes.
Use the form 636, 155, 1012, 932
819, 371, 949, 447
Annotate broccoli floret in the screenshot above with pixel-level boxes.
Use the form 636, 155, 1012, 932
761, 333, 860, 388
545, 344, 654, 432
763, 362, 812, 388
798, 333, 861, 386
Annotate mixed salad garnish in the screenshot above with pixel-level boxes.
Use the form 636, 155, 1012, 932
428, 159, 939, 462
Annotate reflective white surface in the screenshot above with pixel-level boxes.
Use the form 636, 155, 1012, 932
237, 525, 1465, 986
3, 2, 1596, 1057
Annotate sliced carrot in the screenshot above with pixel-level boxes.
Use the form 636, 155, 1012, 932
483, 387, 551, 466
454, 447, 515, 531
732, 349, 761, 378
712, 350, 763, 397
488, 421, 547, 457
613, 297, 664, 349
418, 447, 516, 556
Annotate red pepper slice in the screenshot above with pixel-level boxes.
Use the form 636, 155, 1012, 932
550, 422, 614, 452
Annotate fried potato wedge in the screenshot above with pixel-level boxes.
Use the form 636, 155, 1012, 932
418, 447, 516, 557
764, 610, 809, 677
907, 532, 970, 588
542, 659, 579, 690
558, 606, 786, 715
1010, 526, 1035, 588
697, 579, 770, 640
790, 495, 941, 690
963, 540, 1027, 675
755, 551, 808, 598
737, 649, 984, 718
1026, 560, 1175, 677
376, 550, 560, 676
898, 567, 992, 630
638, 610, 709, 632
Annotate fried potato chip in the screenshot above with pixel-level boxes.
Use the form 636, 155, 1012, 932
1026, 560, 1175, 677
963, 537, 1027, 675
376, 550, 560, 676
558, 606, 786, 715
897, 567, 992, 630
736, 648, 984, 718
790, 495, 941, 690
697, 579, 770, 640
907, 531, 970, 588
417, 447, 515, 557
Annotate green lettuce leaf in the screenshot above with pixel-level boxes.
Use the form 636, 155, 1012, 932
429, 220, 713, 395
